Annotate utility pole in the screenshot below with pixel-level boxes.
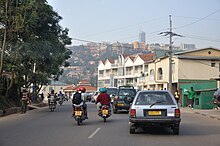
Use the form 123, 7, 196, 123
168, 15, 172, 91
159, 15, 183, 92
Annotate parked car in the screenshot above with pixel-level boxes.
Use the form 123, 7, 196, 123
112, 86, 136, 114
129, 90, 181, 134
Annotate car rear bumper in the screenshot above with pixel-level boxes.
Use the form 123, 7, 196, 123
114, 104, 130, 110
129, 117, 181, 124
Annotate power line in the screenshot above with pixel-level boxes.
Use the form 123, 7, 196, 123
174, 8, 220, 29
81, 16, 167, 38
181, 34, 220, 43
173, 15, 220, 22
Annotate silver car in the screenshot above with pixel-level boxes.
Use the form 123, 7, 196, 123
129, 90, 181, 135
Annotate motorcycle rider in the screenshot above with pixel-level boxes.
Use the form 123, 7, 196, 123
72, 87, 88, 119
48, 90, 57, 105
58, 91, 64, 103
96, 87, 111, 115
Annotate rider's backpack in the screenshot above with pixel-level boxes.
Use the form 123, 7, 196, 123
72, 92, 82, 104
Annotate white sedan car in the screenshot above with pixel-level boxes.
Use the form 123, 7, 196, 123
129, 90, 181, 135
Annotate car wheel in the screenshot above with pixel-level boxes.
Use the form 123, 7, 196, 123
173, 125, 180, 135
129, 126, 135, 134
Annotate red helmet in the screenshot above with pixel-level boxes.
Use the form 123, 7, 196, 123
78, 87, 86, 93
76, 88, 80, 92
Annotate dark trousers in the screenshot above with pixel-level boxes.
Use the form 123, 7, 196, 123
21, 100, 27, 114
175, 98, 179, 104
190, 99, 194, 108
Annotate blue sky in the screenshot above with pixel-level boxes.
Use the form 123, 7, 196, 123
47, 0, 220, 49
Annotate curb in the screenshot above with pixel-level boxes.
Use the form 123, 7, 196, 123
194, 111, 220, 121
0, 103, 48, 117
0, 107, 21, 117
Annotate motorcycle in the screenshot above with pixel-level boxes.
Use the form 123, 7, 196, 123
48, 96, 56, 112
98, 105, 111, 122
58, 95, 64, 106
72, 102, 86, 125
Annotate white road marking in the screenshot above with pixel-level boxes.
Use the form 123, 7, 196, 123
88, 127, 101, 139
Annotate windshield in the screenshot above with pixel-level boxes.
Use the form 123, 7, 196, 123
118, 89, 136, 99
135, 92, 175, 105
107, 88, 118, 95
214, 88, 220, 95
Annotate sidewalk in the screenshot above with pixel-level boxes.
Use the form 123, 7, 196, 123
180, 107, 220, 121
0, 102, 48, 117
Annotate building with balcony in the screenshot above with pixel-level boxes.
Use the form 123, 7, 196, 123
98, 47, 220, 90
97, 53, 155, 89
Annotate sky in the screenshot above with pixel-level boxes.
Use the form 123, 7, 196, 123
47, 0, 220, 49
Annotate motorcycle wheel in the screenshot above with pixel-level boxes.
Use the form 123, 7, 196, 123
103, 117, 106, 122
77, 118, 80, 125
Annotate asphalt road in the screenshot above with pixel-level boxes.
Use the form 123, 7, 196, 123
0, 101, 220, 146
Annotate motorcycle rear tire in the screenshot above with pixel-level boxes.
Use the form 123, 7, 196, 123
103, 117, 106, 122
77, 118, 80, 125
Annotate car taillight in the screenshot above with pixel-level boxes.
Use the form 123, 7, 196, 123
130, 109, 136, 118
175, 109, 180, 118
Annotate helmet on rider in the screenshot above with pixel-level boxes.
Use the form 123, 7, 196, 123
99, 87, 107, 93
78, 87, 86, 93
76, 88, 80, 92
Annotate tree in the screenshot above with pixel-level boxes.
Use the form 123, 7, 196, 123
0, 0, 71, 106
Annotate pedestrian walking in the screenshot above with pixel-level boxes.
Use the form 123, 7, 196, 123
174, 90, 180, 104
187, 87, 196, 109
21, 87, 30, 114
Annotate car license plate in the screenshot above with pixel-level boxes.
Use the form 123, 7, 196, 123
75, 111, 82, 116
118, 103, 124, 106
148, 111, 161, 116
102, 109, 108, 115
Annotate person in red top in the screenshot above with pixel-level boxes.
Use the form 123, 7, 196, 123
96, 88, 111, 108
96, 88, 111, 115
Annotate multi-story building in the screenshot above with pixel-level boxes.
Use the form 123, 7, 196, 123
180, 43, 196, 50
143, 47, 220, 92
98, 47, 220, 90
139, 30, 146, 43
97, 53, 154, 89
98, 47, 220, 107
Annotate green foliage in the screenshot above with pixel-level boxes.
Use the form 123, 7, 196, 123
0, 0, 72, 102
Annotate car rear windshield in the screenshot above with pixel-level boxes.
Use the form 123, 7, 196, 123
107, 88, 118, 95
135, 92, 175, 105
118, 89, 136, 99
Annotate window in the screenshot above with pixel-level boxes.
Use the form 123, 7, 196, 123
219, 63, 220, 72
144, 65, 148, 72
135, 92, 175, 105
150, 69, 155, 81
211, 62, 216, 67
157, 68, 163, 80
